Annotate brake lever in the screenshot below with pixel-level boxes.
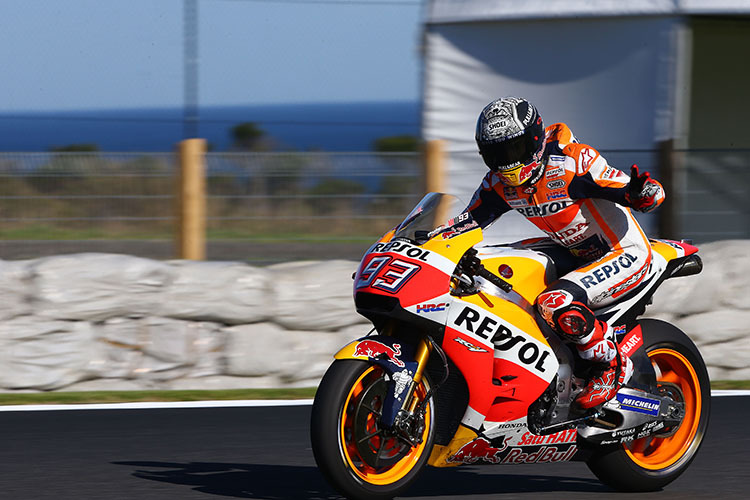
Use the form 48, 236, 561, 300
458, 248, 513, 294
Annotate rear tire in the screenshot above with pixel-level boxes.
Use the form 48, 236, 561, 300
586, 319, 710, 491
310, 359, 435, 500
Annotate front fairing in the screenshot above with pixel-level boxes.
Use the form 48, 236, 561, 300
353, 194, 482, 319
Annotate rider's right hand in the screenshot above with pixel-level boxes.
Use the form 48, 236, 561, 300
626, 164, 662, 213
427, 225, 447, 239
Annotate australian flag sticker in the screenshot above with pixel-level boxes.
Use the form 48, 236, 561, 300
616, 393, 660, 416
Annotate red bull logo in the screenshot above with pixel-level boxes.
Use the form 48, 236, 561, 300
353, 340, 405, 368
447, 437, 510, 464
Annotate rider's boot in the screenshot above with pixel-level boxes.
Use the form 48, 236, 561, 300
573, 320, 634, 410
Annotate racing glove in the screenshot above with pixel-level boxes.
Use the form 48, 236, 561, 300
626, 164, 663, 213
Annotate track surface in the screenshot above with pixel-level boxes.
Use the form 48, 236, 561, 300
0, 397, 747, 499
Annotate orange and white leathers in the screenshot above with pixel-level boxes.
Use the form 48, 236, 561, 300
467, 122, 664, 311
467, 123, 664, 406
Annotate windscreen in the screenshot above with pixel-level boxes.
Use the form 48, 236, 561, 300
392, 193, 471, 243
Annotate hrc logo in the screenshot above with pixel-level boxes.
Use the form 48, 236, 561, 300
417, 303, 447, 313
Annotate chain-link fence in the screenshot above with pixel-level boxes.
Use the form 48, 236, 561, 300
0, 149, 746, 263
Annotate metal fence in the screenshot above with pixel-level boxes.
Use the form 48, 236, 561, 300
0, 149, 746, 262
0, 151, 422, 263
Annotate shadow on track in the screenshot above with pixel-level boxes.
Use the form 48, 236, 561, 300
112, 461, 607, 499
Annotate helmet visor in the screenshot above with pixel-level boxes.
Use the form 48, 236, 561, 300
480, 127, 543, 172
477, 113, 544, 168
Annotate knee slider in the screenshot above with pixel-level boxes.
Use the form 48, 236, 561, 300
553, 302, 596, 341
537, 284, 595, 341
552, 302, 596, 342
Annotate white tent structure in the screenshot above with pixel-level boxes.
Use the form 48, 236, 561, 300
421, 0, 750, 242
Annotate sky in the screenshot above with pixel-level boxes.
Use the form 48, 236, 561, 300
0, 0, 424, 112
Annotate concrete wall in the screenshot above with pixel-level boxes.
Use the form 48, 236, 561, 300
0, 241, 747, 392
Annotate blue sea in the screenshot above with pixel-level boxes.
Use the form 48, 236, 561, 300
0, 101, 421, 152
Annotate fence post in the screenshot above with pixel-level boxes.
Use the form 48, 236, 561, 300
657, 139, 678, 239
176, 138, 207, 260
424, 139, 446, 194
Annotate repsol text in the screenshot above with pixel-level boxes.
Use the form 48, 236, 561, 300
452, 305, 551, 374
371, 241, 431, 262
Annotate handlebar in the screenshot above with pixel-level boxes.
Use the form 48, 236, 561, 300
476, 265, 514, 293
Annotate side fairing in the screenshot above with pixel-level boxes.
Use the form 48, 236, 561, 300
402, 292, 455, 326
442, 295, 558, 430
475, 245, 554, 305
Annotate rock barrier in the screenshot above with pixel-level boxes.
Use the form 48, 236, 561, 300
0, 240, 746, 392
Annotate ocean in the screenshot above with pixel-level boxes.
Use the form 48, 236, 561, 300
0, 101, 421, 152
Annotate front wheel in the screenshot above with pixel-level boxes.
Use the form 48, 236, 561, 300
310, 359, 435, 500
586, 319, 711, 491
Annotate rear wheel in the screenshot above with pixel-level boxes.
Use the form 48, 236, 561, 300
586, 319, 710, 491
310, 359, 434, 500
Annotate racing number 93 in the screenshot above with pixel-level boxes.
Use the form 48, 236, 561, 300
356, 256, 421, 293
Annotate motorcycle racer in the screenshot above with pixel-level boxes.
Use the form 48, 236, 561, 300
466, 97, 665, 409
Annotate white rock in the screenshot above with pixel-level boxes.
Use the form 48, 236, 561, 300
279, 330, 352, 383
703, 241, 750, 310
674, 309, 750, 346
158, 260, 272, 324
0, 259, 33, 321
707, 366, 733, 382
649, 240, 750, 316
30, 253, 172, 321
698, 338, 750, 370
721, 367, 750, 381
98, 317, 147, 348
0, 317, 98, 390
223, 323, 296, 377
649, 271, 720, 317
96, 317, 226, 380
167, 375, 281, 390
268, 260, 366, 331
336, 324, 376, 346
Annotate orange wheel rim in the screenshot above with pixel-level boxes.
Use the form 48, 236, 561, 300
339, 366, 431, 485
624, 348, 702, 470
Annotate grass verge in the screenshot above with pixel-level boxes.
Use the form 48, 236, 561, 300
710, 380, 750, 390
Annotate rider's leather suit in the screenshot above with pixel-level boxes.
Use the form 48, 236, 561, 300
466, 122, 665, 408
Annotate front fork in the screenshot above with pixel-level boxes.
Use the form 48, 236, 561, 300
407, 338, 433, 411
333, 331, 436, 438
392, 338, 433, 445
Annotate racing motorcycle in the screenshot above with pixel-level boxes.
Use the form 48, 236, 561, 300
310, 193, 709, 500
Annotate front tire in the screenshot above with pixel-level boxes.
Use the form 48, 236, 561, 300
586, 319, 710, 491
310, 359, 435, 500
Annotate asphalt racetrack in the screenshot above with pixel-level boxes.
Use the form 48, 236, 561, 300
0, 396, 747, 499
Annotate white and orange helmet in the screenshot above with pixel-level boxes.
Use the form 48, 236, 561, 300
475, 97, 546, 187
